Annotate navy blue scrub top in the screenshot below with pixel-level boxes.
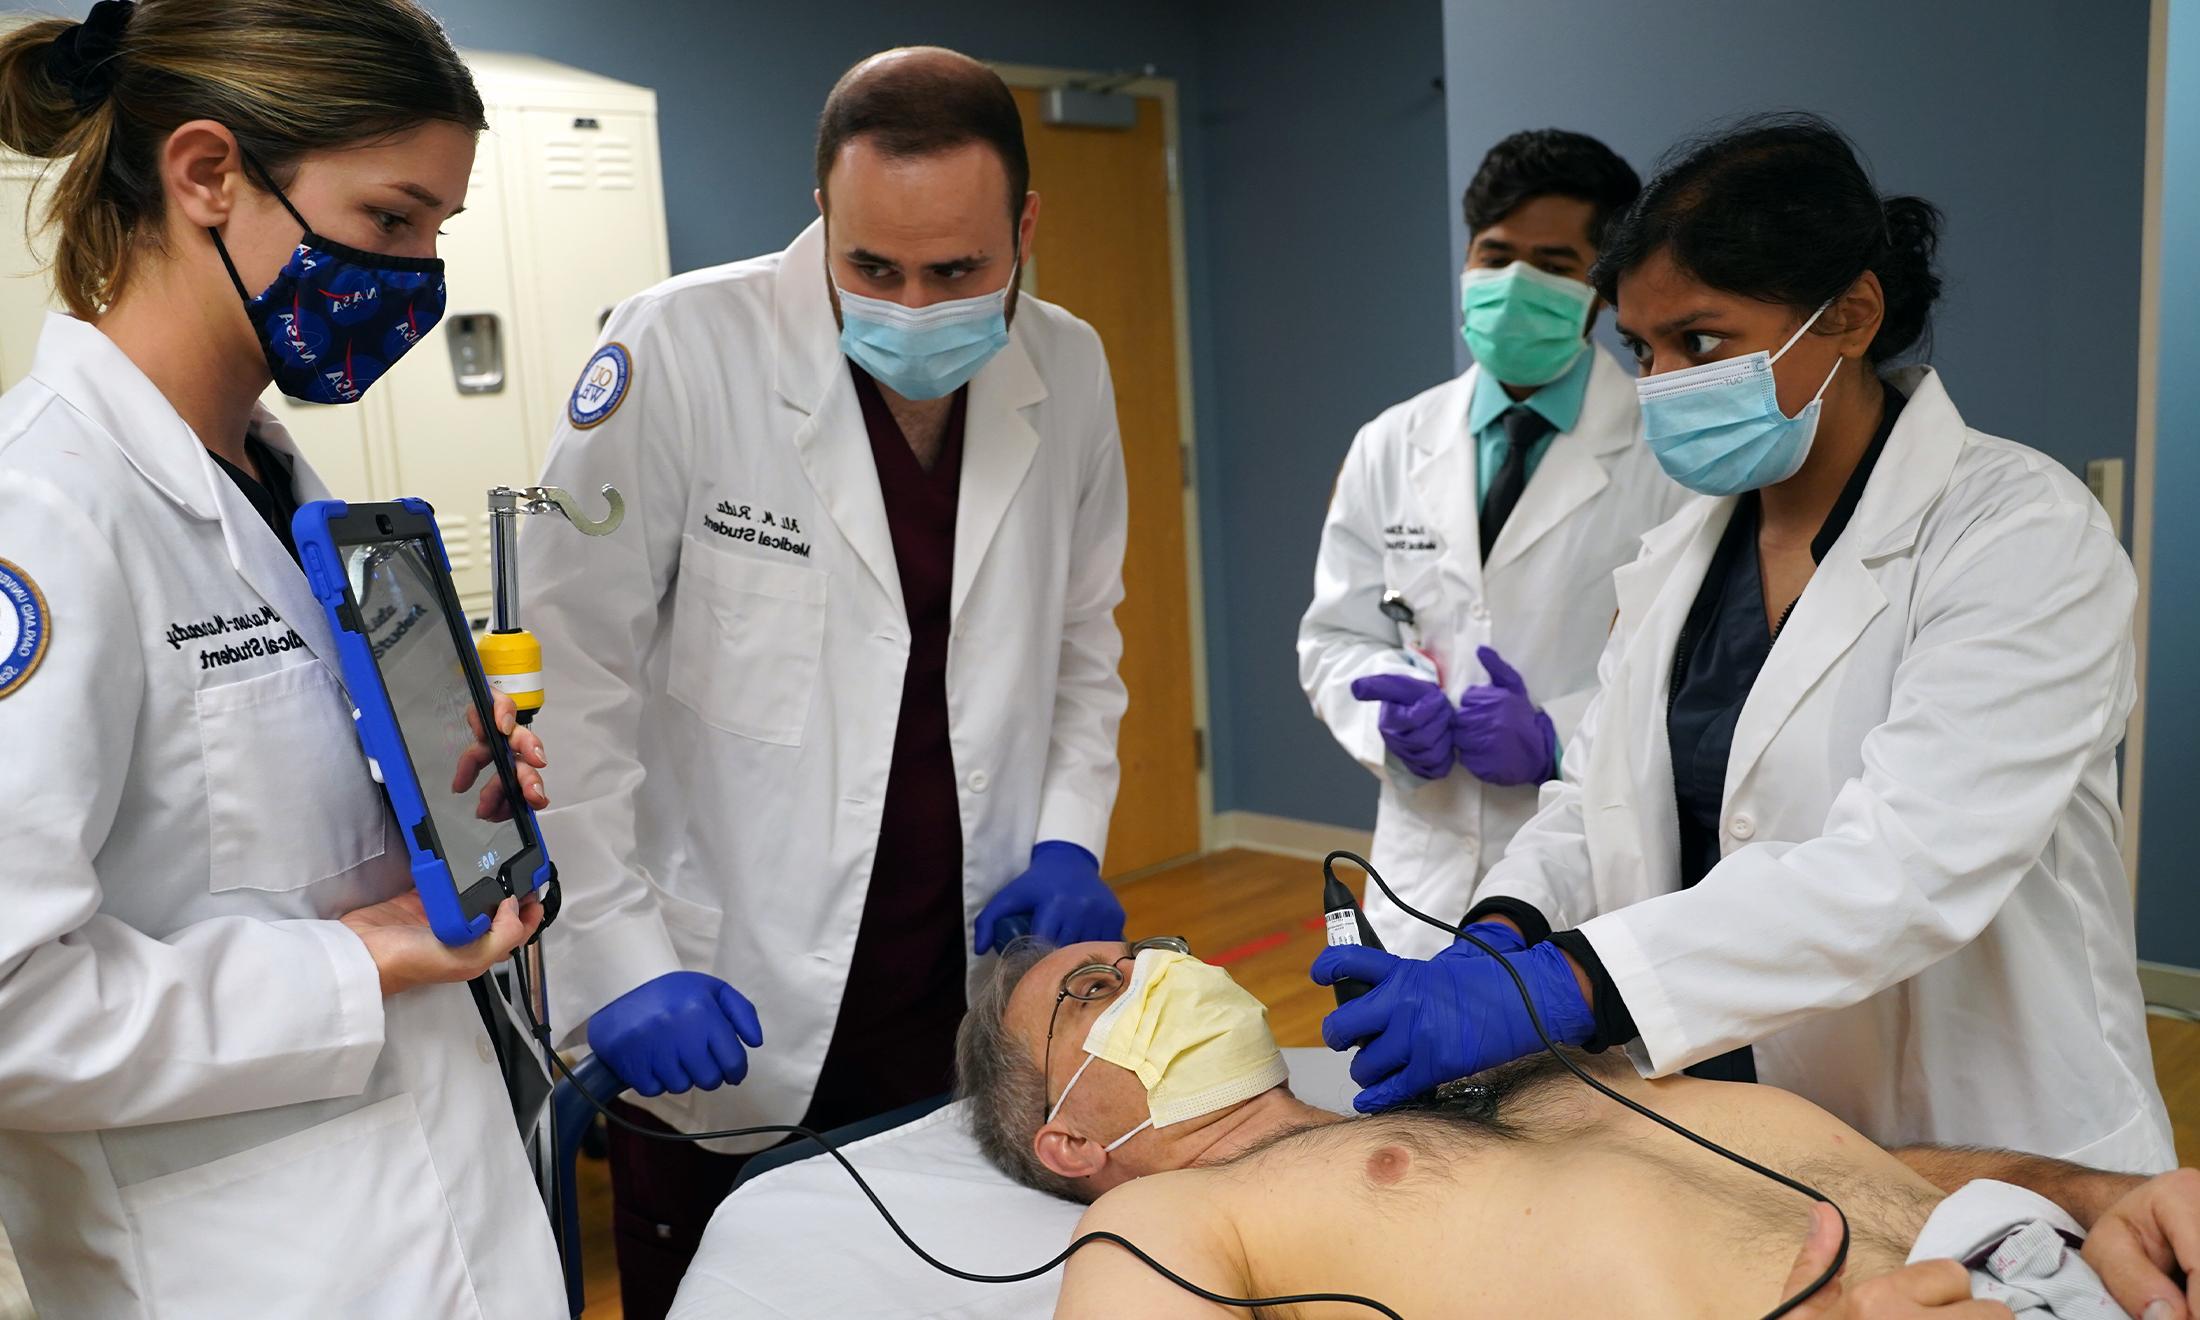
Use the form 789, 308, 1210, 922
211, 434, 303, 566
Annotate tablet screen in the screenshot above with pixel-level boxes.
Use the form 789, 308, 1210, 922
344, 538, 526, 888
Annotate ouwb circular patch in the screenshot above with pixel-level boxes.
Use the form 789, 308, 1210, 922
0, 558, 49, 700
568, 342, 632, 430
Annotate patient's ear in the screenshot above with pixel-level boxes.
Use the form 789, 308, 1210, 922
1035, 1122, 1107, 1181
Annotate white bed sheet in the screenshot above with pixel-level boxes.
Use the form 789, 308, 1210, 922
668, 1047, 1357, 1320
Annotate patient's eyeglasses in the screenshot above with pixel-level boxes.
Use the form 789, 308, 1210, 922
1040, 937, 1191, 1123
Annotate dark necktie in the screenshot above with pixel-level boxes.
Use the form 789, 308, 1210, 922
1480, 404, 1554, 559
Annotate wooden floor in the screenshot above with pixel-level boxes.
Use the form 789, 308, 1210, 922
573, 847, 2200, 1318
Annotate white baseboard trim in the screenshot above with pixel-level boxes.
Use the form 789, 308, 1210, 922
2140, 960, 2200, 1014
1212, 810, 1374, 861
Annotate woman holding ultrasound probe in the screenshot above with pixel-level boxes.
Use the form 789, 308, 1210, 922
1318, 114, 2183, 1226
0, 3, 578, 1316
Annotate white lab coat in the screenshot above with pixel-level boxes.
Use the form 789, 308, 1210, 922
1299, 347, 1688, 956
1477, 366, 2175, 1172
0, 315, 563, 1317
525, 220, 1128, 1147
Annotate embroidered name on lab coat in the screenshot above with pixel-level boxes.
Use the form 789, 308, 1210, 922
162, 604, 306, 671
1384, 523, 1438, 552
702, 499, 811, 559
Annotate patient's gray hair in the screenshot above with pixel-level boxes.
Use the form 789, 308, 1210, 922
955, 937, 1084, 1201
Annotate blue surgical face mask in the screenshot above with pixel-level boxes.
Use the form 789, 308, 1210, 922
835, 263, 1016, 401
1635, 301, 1841, 496
1461, 262, 1594, 387
209, 155, 447, 406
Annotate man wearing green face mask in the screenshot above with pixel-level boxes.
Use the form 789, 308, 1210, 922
1300, 130, 1691, 960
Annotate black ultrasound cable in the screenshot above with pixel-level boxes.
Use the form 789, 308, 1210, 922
503, 945, 1406, 1319
1324, 848, 1847, 1320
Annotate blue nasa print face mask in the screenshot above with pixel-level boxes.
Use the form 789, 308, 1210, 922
209, 153, 447, 405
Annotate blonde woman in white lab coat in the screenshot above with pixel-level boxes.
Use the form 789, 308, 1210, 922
1319, 115, 2177, 1189
0, 5, 565, 1316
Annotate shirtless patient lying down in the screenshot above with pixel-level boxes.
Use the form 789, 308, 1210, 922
952, 939, 2199, 1319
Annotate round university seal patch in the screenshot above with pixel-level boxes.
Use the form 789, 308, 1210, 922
568, 341, 633, 429
0, 558, 50, 699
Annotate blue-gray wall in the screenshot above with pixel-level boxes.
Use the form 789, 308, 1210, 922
2140, 0, 2199, 973
1442, 0, 2149, 496
1190, 0, 1455, 824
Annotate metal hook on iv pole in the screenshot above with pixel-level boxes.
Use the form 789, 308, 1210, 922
515, 483, 625, 537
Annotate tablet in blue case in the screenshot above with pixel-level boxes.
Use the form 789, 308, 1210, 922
293, 497, 556, 946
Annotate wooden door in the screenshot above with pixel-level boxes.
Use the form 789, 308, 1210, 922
1010, 86, 1202, 876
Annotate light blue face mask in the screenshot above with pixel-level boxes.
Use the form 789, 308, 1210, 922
1635, 301, 1841, 497
1460, 262, 1594, 387
835, 263, 1016, 401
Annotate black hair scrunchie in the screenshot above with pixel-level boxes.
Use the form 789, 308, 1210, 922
44, 0, 136, 113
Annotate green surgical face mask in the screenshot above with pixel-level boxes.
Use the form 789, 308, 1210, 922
1460, 261, 1595, 388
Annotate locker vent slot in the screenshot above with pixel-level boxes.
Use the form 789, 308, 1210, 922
541, 134, 636, 192
544, 140, 587, 190
593, 138, 636, 190
442, 516, 476, 574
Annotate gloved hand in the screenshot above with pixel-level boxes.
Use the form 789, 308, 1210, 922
1451, 919, 1529, 956
1350, 673, 1455, 781
1311, 940, 1592, 1113
1452, 646, 1557, 786
586, 970, 765, 1098
973, 841, 1124, 954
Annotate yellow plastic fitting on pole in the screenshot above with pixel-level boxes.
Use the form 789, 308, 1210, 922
478, 628, 544, 721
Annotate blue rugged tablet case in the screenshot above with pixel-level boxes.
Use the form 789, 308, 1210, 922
292, 497, 555, 946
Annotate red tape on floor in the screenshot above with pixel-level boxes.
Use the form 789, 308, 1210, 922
1208, 916, 1331, 967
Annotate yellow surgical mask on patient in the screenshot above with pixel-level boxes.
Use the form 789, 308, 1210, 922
1045, 949, 1289, 1151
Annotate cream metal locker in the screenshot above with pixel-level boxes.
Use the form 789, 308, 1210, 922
475, 53, 672, 476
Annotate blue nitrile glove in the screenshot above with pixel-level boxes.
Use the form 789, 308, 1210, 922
1451, 920, 1529, 956
586, 971, 765, 1099
1311, 941, 1592, 1113
1350, 673, 1456, 781
973, 841, 1124, 954
1452, 646, 1557, 786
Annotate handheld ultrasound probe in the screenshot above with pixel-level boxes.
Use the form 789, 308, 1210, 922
1321, 859, 1385, 1004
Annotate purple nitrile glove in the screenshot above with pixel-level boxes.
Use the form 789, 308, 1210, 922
587, 971, 765, 1099
1350, 673, 1455, 781
973, 840, 1124, 954
1452, 646, 1557, 786
1312, 940, 1591, 1112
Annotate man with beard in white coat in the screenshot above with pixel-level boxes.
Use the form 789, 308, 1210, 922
1301, 130, 1687, 958
522, 47, 1131, 1317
